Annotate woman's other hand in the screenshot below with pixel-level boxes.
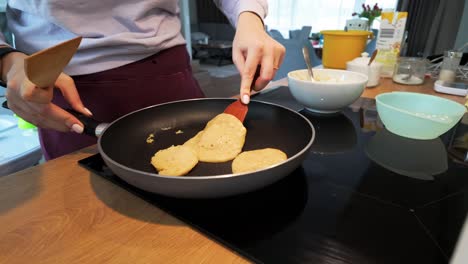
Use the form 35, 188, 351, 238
2, 51, 91, 133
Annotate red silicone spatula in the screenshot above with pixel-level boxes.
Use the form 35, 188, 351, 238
224, 99, 248, 122
223, 66, 261, 122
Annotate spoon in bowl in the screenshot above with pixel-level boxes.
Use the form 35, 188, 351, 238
368, 49, 378, 66
302, 46, 315, 81
366, 49, 378, 81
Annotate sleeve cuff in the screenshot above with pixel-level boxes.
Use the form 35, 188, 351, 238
236, 0, 267, 26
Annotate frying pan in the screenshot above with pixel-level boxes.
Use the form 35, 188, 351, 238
76, 98, 315, 198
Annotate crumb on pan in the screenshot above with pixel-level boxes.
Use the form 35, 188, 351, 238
176, 130, 184, 134
161, 127, 172, 131
146, 133, 155, 144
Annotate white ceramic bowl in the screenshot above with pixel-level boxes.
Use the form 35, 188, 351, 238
288, 69, 368, 114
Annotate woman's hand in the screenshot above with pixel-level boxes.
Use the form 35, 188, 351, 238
232, 11, 285, 104
2, 51, 91, 133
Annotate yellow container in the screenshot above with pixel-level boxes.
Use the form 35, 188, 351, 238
320, 30, 373, 69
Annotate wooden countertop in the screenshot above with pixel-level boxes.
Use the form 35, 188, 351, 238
0, 147, 248, 263
361, 77, 466, 105
0, 76, 466, 263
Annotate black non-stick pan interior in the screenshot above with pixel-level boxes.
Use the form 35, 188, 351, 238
99, 99, 313, 176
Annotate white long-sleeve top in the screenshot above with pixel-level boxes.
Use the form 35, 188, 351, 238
1, 0, 267, 75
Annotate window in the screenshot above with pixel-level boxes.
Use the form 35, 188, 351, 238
265, 0, 398, 38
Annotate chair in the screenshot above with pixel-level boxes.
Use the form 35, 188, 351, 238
289, 26, 312, 40
272, 27, 322, 81
268, 29, 285, 39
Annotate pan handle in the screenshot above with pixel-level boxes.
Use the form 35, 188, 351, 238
2, 101, 107, 137
67, 109, 108, 137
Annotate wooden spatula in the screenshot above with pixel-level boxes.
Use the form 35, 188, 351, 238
224, 66, 261, 122
24, 36, 82, 88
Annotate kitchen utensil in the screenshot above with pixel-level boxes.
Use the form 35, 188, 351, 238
1, 36, 82, 129
287, 69, 368, 114
346, 52, 382, 87
223, 99, 248, 122
368, 49, 378, 66
71, 98, 315, 198
223, 65, 261, 122
302, 46, 314, 81
401, 69, 412, 81
376, 92, 466, 140
24, 36, 82, 88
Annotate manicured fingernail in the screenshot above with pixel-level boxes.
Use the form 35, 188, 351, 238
71, 124, 84, 134
242, 94, 250, 104
83, 107, 93, 116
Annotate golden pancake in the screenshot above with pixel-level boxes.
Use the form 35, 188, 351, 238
232, 148, 287, 174
197, 113, 247, 162
183, 130, 204, 152
151, 145, 198, 176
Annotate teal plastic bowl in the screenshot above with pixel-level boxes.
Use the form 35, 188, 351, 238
375, 92, 467, 140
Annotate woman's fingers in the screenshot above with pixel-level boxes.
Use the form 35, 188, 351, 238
18, 78, 54, 104
254, 50, 275, 92
4, 51, 90, 133
245, 40, 286, 93
55, 73, 93, 116
14, 100, 84, 133
256, 41, 286, 91
239, 43, 263, 104
232, 12, 286, 103
45, 103, 85, 133
232, 47, 246, 76
25, 102, 84, 133
7, 72, 88, 133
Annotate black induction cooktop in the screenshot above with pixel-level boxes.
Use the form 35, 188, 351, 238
79, 86, 468, 264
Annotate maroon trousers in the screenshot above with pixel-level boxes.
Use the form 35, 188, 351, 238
39, 45, 204, 160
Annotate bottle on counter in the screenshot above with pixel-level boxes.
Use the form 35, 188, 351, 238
439, 50, 463, 82
374, 10, 408, 77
